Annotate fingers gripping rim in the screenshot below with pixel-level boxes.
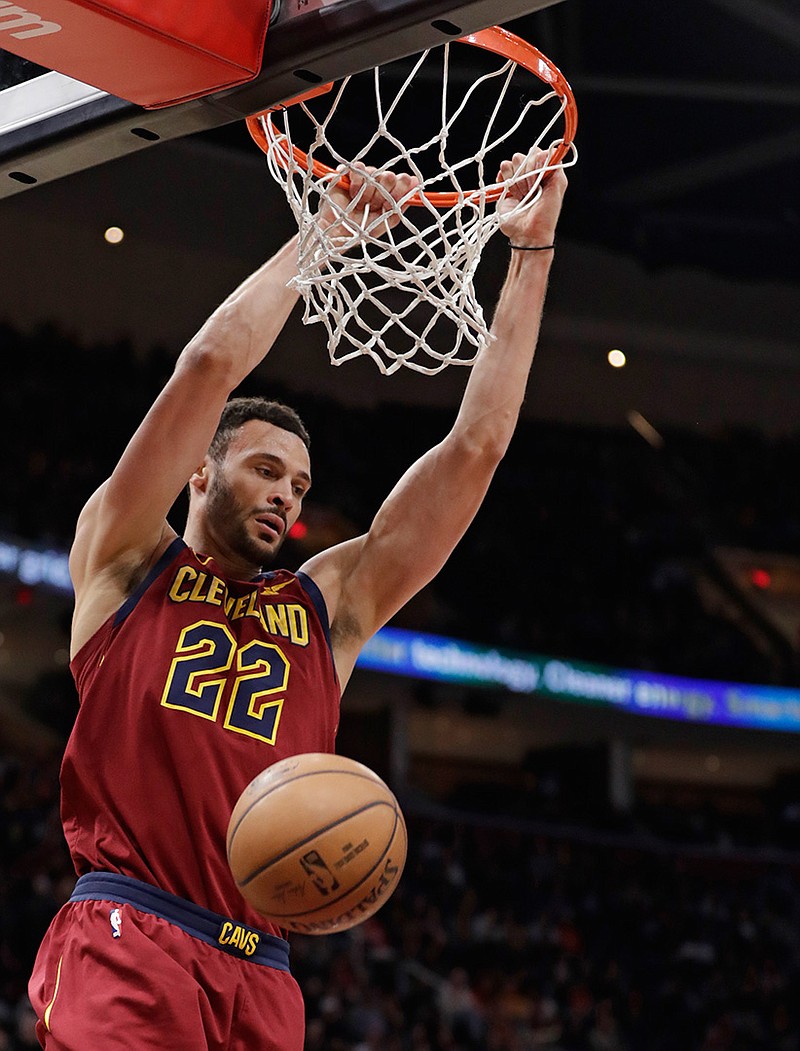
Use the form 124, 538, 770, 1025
243, 25, 578, 375
245, 25, 577, 209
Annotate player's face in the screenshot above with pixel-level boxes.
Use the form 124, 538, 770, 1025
205, 421, 311, 568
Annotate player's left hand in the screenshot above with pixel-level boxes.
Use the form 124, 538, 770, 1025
496, 148, 568, 249
318, 164, 420, 243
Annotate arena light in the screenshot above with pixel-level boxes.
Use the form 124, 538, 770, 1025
627, 410, 664, 450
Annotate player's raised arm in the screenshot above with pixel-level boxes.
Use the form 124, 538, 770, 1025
69, 170, 420, 654
303, 150, 568, 685
69, 238, 302, 590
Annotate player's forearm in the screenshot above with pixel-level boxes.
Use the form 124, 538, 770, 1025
453, 249, 554, 457
182, 235, 301, 388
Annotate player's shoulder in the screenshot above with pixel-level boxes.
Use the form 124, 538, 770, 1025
298, 535, 366, 584
70, 528, 183, 658
70, 480, 177, 593
297, 536, 366, 616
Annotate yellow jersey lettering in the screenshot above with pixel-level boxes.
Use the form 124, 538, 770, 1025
218, 921, 234, 945
168, 567, 308, 645
188, 571, 210, 602
244, 932, 259, 956
287, 604, 309, 645
206, 575, 226, 606
168, 565, 196, 602
262, 603, 309, 645
264, 604, 288, 636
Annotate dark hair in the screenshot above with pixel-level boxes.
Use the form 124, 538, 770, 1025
208, 397, 311, 460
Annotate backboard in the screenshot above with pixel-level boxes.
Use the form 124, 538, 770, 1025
0, 0, 563, 198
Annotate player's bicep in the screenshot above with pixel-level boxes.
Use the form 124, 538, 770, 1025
74, 346, 234, 576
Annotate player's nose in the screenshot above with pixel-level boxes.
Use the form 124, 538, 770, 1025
268, 478, 295, 512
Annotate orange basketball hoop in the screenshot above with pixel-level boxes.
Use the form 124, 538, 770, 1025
247, 26, 577, 209
245, 26, 578, 374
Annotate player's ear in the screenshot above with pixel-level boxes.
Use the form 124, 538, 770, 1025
188, 458, 211, 496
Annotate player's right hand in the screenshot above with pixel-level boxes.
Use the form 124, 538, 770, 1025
318, 163, 420, 244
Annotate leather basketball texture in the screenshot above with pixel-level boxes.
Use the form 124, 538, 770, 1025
227, 752, 407, 934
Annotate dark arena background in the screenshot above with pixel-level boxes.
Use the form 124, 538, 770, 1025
1, 0, 800, 1048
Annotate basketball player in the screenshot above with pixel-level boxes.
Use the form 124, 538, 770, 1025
28, 151, 567, 1049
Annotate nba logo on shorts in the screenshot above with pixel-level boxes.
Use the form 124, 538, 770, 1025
110, 908, 122, 938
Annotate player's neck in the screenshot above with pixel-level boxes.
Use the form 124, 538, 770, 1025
183, 524, 262, 582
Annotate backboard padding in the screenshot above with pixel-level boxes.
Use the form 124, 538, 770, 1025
0, 0, 563, 197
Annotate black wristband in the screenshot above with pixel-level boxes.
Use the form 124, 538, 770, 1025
508, 242, 555, 251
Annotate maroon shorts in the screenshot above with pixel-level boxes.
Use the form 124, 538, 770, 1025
28, 873, 305, 1051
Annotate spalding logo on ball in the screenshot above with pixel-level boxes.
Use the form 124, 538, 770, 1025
226, 752, 407, 934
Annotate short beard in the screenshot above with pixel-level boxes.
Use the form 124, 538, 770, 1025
206, 471, 283, 569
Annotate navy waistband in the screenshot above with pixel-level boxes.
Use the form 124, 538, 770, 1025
70, 872, 290, 971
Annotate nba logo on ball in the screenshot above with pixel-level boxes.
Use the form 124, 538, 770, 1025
226, 753, 407, 934
299, 849, 340, 895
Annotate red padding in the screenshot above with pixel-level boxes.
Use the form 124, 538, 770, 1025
0, 0, 272, 108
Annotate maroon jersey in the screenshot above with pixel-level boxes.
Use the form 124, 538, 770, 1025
63, 538, 340, 936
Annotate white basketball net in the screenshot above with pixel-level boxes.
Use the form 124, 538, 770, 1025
259, 40, 577, 375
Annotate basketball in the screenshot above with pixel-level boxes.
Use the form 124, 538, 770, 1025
226, 752, 407, 934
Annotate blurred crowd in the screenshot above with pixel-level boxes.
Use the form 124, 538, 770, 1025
2, 323, 800, 1049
